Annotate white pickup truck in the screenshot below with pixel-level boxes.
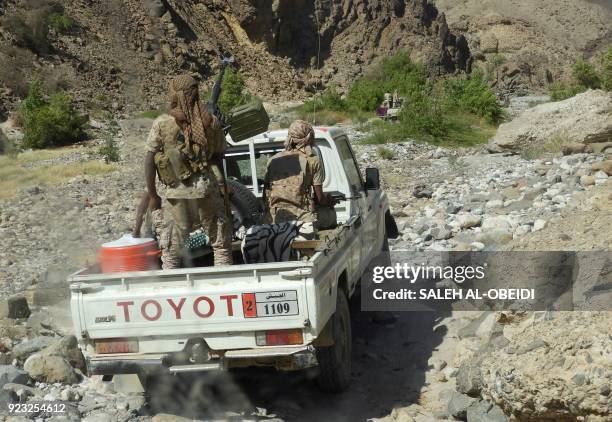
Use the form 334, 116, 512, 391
69, 127, 398, 392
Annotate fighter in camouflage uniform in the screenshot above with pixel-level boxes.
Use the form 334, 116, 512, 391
144, 75, 232, 268
263, 120, 336, 234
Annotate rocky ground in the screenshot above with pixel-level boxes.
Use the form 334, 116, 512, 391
0, 93, 611, 421
354, 140, 611, 252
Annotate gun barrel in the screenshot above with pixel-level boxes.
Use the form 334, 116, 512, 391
208, 56, 234, 110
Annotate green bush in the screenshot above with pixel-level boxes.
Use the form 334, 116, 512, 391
302, 86, 346, 112
20, 80, 88, 149
442, 72, 502, 123
490, 54, 506, 67
217, 68, 251, 113
346, 52, 427, 112
380, 52, 427, 96
137, 109, 165, 119
346, 78, 384, 111
98, 120, 120, 163
362, 122, 406, 144
399, 89, 449, 140
49, 13, 74, 34
376, 146, 395, 160
318, 86, 345, 111
305, 51, 502, 146
572, 59, 600, 89
549, 50, 611, 101
549, 81, 586, 101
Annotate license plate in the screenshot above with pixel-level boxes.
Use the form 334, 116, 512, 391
242, 290, 299, 318
95, 338, 138, 354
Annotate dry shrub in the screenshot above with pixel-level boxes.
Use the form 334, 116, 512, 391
0, 45, 35, 97
0, 0, 63, 55
1, 8, 51, 55
0, 153, 118, 200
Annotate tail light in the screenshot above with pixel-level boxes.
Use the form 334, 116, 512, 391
95, 338, 138, 354
256, 329, 303, 346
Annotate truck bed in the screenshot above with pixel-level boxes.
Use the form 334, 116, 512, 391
69, 223, 360, 375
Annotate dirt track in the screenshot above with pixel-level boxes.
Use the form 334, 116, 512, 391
141, 306, 454, 421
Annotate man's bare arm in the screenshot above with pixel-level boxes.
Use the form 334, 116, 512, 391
132, 192, 150, 238
314, 185, 334, 206
145, 151, 161, 210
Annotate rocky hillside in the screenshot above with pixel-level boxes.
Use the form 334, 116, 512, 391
170, 0, 472, 90
0, 0, 471, 116
434, 0, 612, 94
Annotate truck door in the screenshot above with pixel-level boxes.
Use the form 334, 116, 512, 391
335, 137, 370, 272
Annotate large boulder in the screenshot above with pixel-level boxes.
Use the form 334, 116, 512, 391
23, 354, 77, 384
42, 335, 86, 372
0, 295, 30, 319
456, 358, 483, 397
21, 335, 85, 384
448, 391, 478, 419
12, 337, 55, 360
466, 400, 508, 422
0, 365, 30, 387
490, 90, 612, 152
592, 160, 612, 176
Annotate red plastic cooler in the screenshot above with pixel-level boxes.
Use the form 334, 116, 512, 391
99, 235, 161, 273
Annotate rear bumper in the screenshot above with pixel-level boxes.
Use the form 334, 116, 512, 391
86, 345, 316, 375
87, 357, 164, 375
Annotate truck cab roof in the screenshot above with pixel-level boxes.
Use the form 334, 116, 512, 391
226, 126, 347, 147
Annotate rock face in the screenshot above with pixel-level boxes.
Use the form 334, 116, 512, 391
0, 0, 472, 113
443, 311, 612, 422
435, 0, 612, 93
490, 90, 612, 152
476, 312, 612, 420
164, 0, 472, 92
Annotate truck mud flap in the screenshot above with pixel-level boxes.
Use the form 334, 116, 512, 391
385, 210, 399, 239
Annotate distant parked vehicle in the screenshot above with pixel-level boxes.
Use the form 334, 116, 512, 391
376, 91, 403, 121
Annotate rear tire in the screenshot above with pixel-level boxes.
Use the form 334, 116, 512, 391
316, 290, 352, 393
227, 179, 261, 233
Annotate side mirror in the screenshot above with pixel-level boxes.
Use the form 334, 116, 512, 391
365, 168, 380, 190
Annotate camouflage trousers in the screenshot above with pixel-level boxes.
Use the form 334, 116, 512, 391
157, 195, 233, 269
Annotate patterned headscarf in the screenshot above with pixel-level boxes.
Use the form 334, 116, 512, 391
168, 75, 212, 160
285, 120, 314, 151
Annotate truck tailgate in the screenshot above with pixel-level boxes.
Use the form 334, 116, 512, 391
71, 263, 313, 342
